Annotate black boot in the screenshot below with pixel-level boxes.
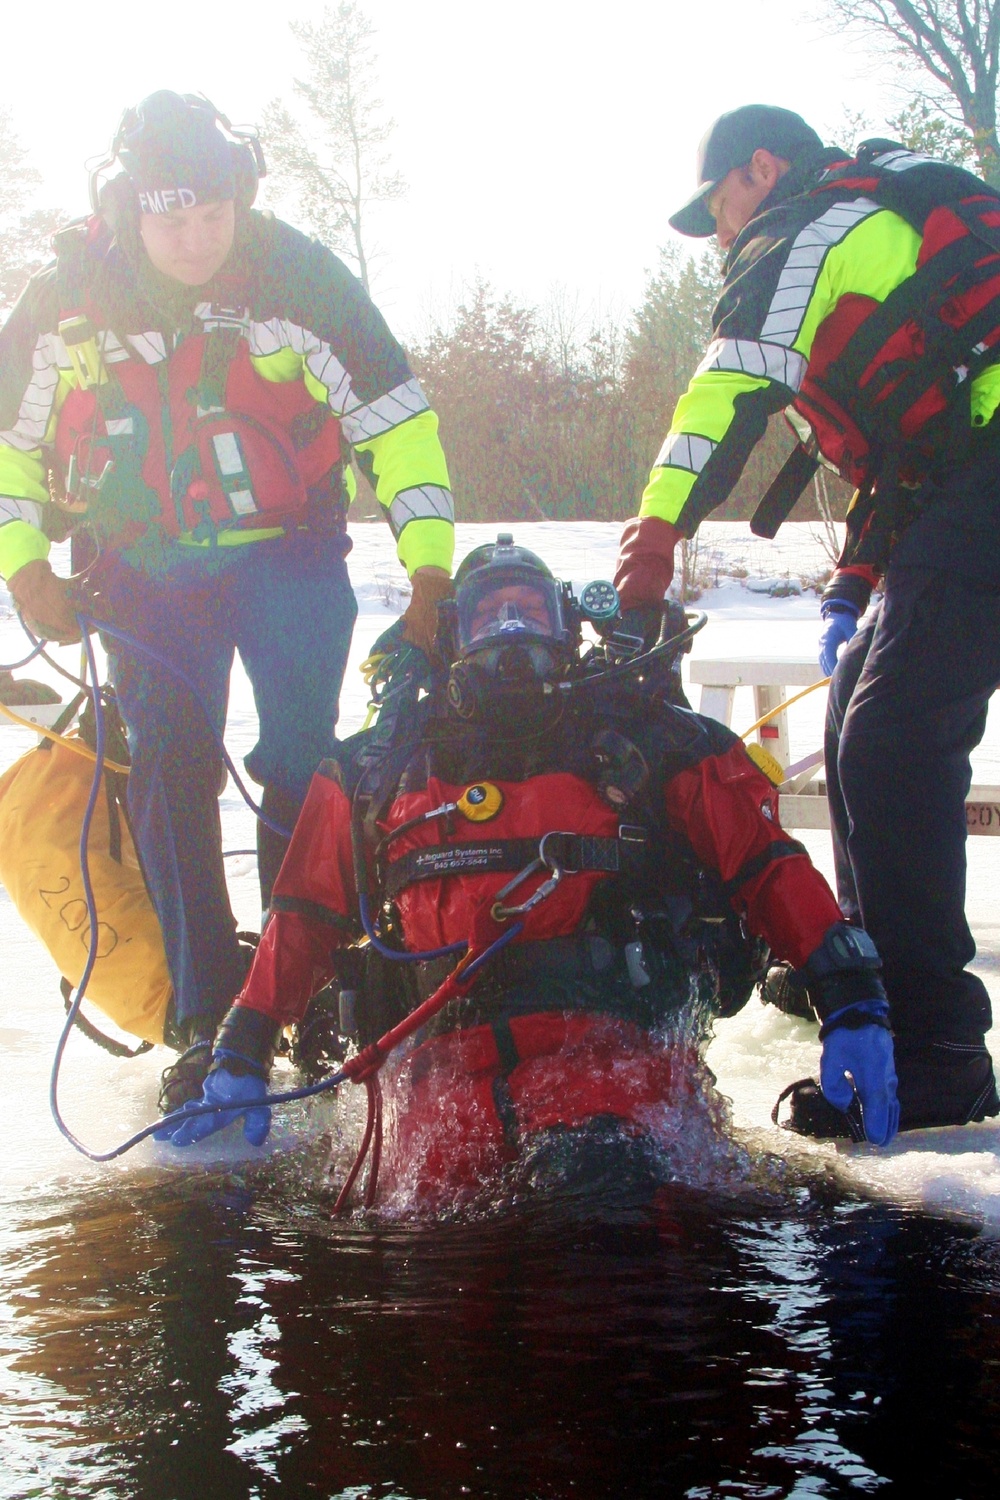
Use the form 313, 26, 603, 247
895, 1041, 1000, 1131
774, 1041, 1000, 1140
760, 962, 815, 1022
772, 1079, 864, 1141
158, 1031, 215, 1115
158, 938, 259, 1114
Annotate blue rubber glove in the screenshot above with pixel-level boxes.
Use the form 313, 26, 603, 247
815, 600, 857, 678
819, 1002, 899, 1145
818, 602, 859, 676
161, 1065, 272, 1148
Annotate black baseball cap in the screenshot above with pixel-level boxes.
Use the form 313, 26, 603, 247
669, 104, 823, 238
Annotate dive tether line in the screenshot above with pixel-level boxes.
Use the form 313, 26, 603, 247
37, 599, 813, 1167
47, 611, 524, 1164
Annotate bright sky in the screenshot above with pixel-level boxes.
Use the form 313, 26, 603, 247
3, 0, 906, 340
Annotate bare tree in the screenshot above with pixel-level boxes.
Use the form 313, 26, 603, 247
261, 2, 404, 292
823, 1, 1000, 183
0, 109, 62, 312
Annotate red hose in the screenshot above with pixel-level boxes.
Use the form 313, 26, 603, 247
329, 935, 508, 1212
332, 1076, 378, 1214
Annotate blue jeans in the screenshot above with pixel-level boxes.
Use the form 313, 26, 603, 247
93, 529, 357, 1034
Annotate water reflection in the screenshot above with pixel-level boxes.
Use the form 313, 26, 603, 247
2, 1151, 1000, 1500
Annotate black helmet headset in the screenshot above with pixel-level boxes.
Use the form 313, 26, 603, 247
89, 90, 266, 223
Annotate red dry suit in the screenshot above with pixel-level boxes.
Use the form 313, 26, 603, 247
234, 693, 843, 1199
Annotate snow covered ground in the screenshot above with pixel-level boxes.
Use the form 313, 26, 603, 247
3, 520, 1000, 1225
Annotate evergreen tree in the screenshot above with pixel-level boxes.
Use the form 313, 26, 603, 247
0, 109, 61, 312
261, 2, 404, 292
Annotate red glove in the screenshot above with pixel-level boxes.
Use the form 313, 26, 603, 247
613, 516, 682, 611
401, 566, 455, 659
7, 559, 82, 644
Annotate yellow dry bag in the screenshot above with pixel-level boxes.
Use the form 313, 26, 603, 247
0, 736, 171, 1045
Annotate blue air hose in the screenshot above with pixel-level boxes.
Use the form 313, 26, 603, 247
0, 640, 47, 672
48, 614, 516, 1162
78, 614, 291, 840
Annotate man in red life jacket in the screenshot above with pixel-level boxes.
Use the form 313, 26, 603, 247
0, 92, 455, 1108
613, 104, 1000, 1134
160, 536, 899, 1179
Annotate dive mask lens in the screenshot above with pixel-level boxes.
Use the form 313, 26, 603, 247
457, 569, 563, 652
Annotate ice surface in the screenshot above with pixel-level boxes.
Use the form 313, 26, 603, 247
2, 522, 999, 1224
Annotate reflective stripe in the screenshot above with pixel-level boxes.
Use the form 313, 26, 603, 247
229, 489, 257, 517
0, 495, 44, 528
2, 333, 61, 449
654, 431, 717, 473
213, 431, 245, 477
759, 198, 882, 347
696, 338, 808, 391
126, 331, 167, 364
871, 149, 937, 173
342, 377, 431, 445
248, 318, 356, 413
387, 483, 455, 535
105, 418, 133, 436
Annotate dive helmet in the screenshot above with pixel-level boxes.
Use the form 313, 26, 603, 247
444, 533, 574, 721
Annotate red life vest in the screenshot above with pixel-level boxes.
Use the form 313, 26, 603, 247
794, 142, 1000, 488
51, 222, 343, 544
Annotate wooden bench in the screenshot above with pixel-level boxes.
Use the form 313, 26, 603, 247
689, 656, 1000, 836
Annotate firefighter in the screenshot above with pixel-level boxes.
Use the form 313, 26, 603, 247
613, 103, 1000, 1134
160, 536, 899, 1173
0, 91, 455, 1110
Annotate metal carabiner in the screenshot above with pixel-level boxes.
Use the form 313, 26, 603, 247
490, 830, 576, 923
490, 856, 544, 922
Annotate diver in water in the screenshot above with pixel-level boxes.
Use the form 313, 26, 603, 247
161, 536, 899, 1183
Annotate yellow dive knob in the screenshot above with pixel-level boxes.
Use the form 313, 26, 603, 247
457, 782, 504, 822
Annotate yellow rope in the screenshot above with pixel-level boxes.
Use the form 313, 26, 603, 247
0, 700, 131, 773
359, 651, 391, 686
739, 675, 831, 741
358, 650, 396, 731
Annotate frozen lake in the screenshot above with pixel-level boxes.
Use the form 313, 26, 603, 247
3, 520, 1000, 1497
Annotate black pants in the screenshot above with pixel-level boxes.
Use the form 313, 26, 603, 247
825, 561, 1000, 1047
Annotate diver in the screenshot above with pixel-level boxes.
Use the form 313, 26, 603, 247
161, 536, 900, 1184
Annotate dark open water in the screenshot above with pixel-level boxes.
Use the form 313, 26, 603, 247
5, 550, 1000, 1499
3, 1142, 1000, 1500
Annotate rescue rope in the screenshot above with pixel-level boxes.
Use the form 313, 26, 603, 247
359, 650, 391, 730
0, 699, 131, 772
43, 609, 526, 1170
739, 675, 831, 741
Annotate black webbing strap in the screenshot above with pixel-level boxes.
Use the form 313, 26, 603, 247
60, 977, 153, 1059
382, 827, 648, 899
750, 444, 821, 538
722, 838, 808, 898
269, 894, 355, 932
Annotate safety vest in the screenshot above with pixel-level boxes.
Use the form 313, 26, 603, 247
50, 220, 343, 545
797, 142, 1000, 486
